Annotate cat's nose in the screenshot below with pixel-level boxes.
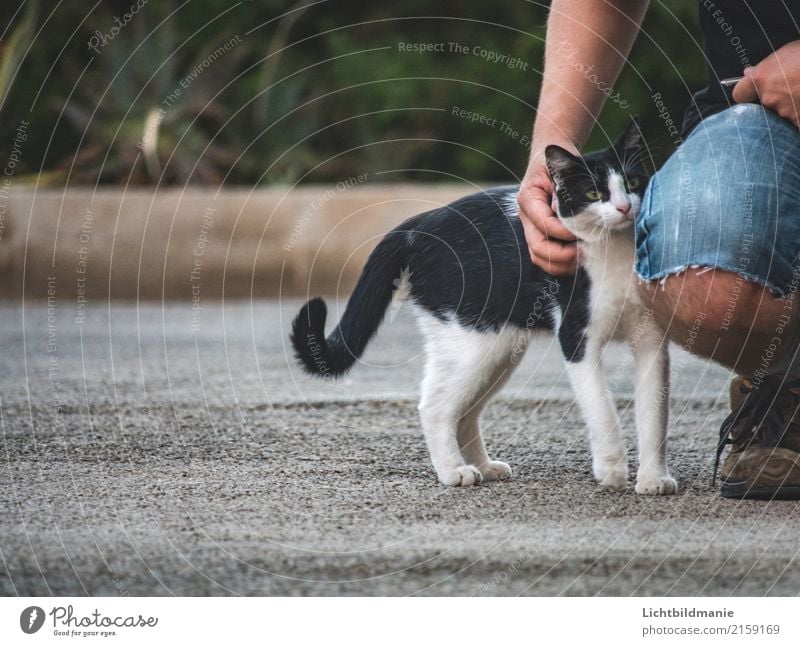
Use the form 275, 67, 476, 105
616, 203, 631, 218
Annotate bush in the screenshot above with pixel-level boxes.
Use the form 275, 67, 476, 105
0, 0, 704, 185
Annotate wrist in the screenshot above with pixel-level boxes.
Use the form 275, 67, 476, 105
530, 126, 581, 152
531, 113, 588, 155
527, 136, 580, 169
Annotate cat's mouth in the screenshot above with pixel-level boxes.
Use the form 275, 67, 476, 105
606, 216, 635, 230
560, 208, 637, 239
601, 207, 638, 230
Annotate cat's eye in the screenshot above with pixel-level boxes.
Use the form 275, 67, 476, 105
626, 178, 640, 191
585, 190, 603, 201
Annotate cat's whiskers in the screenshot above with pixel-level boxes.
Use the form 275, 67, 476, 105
622, 147, 648, 175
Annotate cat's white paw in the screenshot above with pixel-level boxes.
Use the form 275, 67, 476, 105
439, 465, 483, 487
479, 460, 512, 482
635, 473, 678, 495
593, 457, 629, 491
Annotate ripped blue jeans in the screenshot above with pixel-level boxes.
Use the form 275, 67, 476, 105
636, 103, 800, 297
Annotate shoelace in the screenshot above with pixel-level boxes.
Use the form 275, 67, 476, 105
712, 374, 799, 485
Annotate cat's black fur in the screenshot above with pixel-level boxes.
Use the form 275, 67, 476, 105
291, 121, 648, 377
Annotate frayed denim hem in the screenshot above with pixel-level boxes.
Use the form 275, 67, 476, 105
634, 262, 789, 299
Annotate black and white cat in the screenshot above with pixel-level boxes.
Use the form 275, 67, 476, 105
291, 118, 677, 495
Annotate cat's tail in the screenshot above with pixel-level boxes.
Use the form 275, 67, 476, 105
290, 228, 409, 378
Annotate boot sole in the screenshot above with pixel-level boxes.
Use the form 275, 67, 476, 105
720, 480, 800, 500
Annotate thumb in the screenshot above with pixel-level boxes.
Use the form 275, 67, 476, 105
732, 67, 759, 104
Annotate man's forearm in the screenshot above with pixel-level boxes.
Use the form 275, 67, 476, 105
532, 0, 649, 153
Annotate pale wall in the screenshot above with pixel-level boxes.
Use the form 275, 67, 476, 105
0, 185, 473, 300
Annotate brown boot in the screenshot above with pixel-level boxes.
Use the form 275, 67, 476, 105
715, 374, 800, 499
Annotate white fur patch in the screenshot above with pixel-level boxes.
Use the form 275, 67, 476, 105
388, 267, 413, 323
392, 267, 412, 301
608, 170, 627, 210
501, 189, 520, 218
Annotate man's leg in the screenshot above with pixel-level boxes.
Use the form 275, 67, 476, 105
635, 103, 800, 499
642, 268, 796, 376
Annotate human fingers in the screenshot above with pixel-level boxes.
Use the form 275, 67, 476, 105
732, 67, 759, 104
519, 212, 578, 275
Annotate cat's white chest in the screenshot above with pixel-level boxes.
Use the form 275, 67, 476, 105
582, 233, 643, 339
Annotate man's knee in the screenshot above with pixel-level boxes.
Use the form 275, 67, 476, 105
638, 268, 778, 334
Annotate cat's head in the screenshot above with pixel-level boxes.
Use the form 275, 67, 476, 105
545, 117, 649, 240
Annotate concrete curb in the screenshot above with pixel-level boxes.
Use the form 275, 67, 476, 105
0, 184, 473, 300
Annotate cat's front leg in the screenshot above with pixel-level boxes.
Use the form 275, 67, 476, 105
564, 352, 629, 490
632, 325, 677, 495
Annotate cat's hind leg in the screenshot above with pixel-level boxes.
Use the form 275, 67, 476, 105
457, 415, 513, 482
456, 333, 523, 482
417, 314, 522, 486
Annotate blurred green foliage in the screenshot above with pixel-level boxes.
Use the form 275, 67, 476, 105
0, 0, 705, 185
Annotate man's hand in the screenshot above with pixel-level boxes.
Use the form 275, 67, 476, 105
517, 150, 578, 275
517, 0, 649, 275
732, 40, 800, 127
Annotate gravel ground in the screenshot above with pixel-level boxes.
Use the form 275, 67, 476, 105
2, 300, 799, 596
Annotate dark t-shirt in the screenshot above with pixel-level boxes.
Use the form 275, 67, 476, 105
682, 0, 800, 136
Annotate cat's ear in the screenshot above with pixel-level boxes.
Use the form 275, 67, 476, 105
615, 116, 643, 151
545, 145, 581, 185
